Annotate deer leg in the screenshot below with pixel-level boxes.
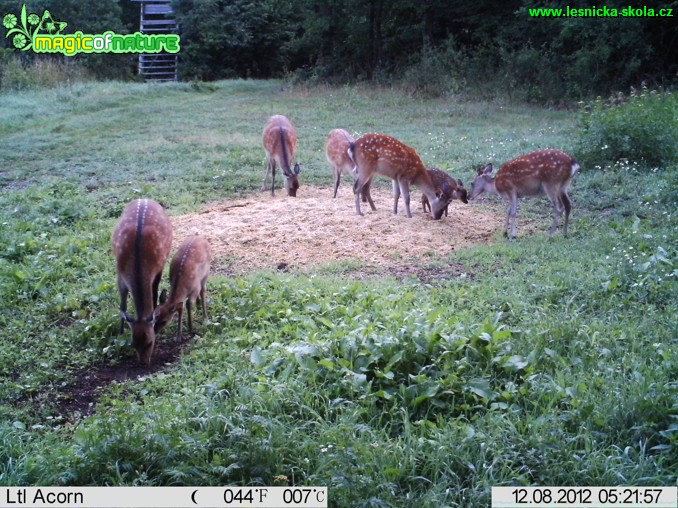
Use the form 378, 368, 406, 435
187, 298, 193, 334
333, 169, 341, 198
118, 280, 129, 334
152, 271, 162, 309
548, 193, 564, 238
561, 191, 572, 237
392, 180, 401, 215
363, 180, 376, 211
263, 158, 277, 194
354, 175, 370, 216
200, 277, 208, 320
506, 196, 518, 239
399, 179, 413, 218
175, 303, 183, 339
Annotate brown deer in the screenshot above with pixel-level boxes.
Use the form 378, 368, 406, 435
112, 198, 173, 366
348, 133, 452, 219
262, 115, 301, 197
325, 128, 374, 209
421, 167, 468, 217
469, 149, 580, 239
154, 236, 211, 339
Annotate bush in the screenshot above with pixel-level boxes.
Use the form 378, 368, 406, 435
0, 49, 94, 90
575, 87, 678, 168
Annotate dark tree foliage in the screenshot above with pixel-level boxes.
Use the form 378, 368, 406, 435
0, 0, 132, 79
1, 0, 676, 99
173, 0, 301, 80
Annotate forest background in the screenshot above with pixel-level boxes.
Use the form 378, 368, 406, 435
1, 0, 677, 102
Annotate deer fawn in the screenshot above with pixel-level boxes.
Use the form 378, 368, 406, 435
421, 167, 468, 217
112, 198, 173, 366
154, 236, 211, 339
348, 133, 451, 219
262, 115, 301, 197
325, 128, 374, 209
469, 149, 580, 239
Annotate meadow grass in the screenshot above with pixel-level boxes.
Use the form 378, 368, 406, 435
0, 80, 675, 505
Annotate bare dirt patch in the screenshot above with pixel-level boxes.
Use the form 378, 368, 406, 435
42, 335, 193, 422
171, 185, 502, 275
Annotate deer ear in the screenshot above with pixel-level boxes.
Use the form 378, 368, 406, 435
483, 163, 494, 175
293, 163, 301, 175
159, 289, 168, 305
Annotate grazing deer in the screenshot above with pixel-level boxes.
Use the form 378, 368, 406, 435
112, 198, 173, 366
154, 236, 211, 339
325, 128, 374, 209
469, 149, 580, 239
262, 115, 301, 197
421, 167, 468, 217
348, 133, 451, 219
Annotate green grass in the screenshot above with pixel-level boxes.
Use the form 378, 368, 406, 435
0, 80, 675, 505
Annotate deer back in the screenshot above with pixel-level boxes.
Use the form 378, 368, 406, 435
263, 115, 300, 195
154, 236, 211, 334
495, 149, 579, 198
351, 133, 430, 184
325, 129, 355, 175
112, 199, 172, 364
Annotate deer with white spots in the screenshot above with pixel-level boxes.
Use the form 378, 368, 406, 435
154, 236, 211, 339
112, 198, 173, 366
469, 149, 580, 239
262, 115, 301, 197
325, 128, 374, 209
348, 133, 452, 219
421, 167, 468, 217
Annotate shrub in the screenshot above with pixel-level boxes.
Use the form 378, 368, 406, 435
0, 53, 91, 90
575, 87, 678, 168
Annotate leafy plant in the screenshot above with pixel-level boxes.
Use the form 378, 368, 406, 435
576, 87, 678, 168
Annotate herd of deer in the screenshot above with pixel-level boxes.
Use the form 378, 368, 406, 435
113, 114, 580, 365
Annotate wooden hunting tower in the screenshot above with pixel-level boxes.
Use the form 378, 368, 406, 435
131, 0, 178, 81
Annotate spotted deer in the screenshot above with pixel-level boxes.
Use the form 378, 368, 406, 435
112, 198, 173, 366
325, 128, 374, 209
262, 115, 301, 197
469, 149, 580, 239
421, 167, 468, 217
348, 133, 452, 219
154, 236, 211, 339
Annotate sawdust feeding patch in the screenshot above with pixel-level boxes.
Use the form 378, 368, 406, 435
170, 185, 502, 274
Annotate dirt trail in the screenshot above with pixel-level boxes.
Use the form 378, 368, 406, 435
171, 185, 502, 274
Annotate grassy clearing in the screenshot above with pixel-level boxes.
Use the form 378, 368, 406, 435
0, 80, 676, 505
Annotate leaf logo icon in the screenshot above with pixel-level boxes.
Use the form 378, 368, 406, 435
3, 5, 69, 51
38, 10, 67, 35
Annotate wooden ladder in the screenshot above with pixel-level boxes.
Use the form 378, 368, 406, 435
135, 1, 178, 81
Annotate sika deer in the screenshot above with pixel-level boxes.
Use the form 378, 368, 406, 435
421, 167, 468, 217
154, 236, 211, 339
348, 133, 451, 219
112, 198, 173, 366
262, 115, 301, 197
469, 149, 580, 239
325, 128, 374, 209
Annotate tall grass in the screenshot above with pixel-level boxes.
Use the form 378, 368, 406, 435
0, 81, 675, 505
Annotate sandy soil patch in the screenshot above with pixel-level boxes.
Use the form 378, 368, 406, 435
170, 185, 503, 274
